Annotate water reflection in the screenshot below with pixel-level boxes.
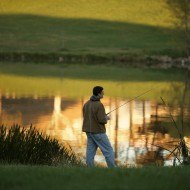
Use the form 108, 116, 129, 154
0, 94, 190, 166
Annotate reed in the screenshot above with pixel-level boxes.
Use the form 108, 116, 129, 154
148, 71, 190, 166
153, 95, 190, 166
0, 124, 81, 166
162, 71, 190, 165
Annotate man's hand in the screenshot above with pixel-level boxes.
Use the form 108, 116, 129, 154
105, 115, 111, 121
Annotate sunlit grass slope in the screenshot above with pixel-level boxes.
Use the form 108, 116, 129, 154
0, 0, 172, 26
0, 0, 181, 55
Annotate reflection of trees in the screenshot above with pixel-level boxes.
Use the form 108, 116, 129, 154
147, 82, 190, 166
131, 100, 172, 166
114, 98, 118, 160
137, 100, 147, 135
1, 92, 190, 166
0, 93, 2, 115
137, 147, 164, 166
0, 96, 54, 126
126, 101, 137, 165
50, 96, 83, 146
157, 71, 190, 138
150, 104, 168, 135
181, 70, 190, 133
0, 93, 2, 124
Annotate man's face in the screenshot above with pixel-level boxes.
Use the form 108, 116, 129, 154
98, 90, 104, 99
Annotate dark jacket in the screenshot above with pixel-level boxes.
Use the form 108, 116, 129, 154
82, 95, 107, 133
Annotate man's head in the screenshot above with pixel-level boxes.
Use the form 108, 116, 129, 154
93, 86, 104, 99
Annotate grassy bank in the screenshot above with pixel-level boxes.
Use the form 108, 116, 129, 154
0, 63, 185, 102
0, 0, 184, 58
0, 165, 190, 190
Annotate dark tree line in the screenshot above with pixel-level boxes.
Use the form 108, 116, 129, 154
166, 0, 190, 55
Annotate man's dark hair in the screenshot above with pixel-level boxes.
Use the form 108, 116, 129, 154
93, 86, 103, 96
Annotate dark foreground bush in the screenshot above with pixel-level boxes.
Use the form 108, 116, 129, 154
0, 125, 81, 166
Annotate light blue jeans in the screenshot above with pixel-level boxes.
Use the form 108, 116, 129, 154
86, 132, 116, 168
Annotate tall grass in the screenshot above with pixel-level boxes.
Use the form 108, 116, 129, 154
0, 125, 80, 166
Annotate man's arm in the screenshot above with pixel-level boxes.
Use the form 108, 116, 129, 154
82, 103, 86, 118
97, 103, 108, 124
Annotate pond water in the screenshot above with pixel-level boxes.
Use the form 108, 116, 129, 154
0, 65, 190, 167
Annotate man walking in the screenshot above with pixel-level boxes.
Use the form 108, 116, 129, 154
82, 86, 116, 167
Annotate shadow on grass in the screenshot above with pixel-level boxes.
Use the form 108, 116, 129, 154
0, 14, 184, 82
0, 14, 180, 54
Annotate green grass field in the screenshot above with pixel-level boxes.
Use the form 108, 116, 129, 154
0, 0, 183, 56
0, 165, 190, 190
0, 63, 185, 102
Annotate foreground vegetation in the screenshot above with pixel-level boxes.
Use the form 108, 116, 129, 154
0, 165, 190, 190
0, 125, 79, 166
0, 0, 183, 57
0, 63, 185, 102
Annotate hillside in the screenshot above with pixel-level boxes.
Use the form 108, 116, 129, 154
0, 0, 181, 57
